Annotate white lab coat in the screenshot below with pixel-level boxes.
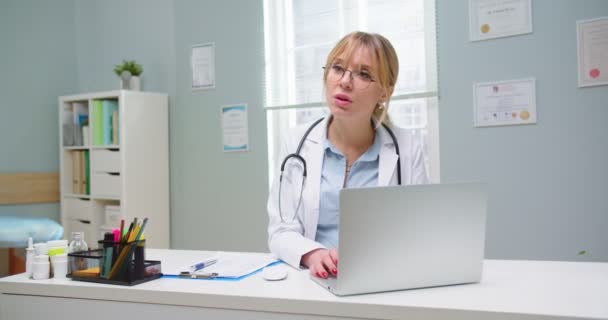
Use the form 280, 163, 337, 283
267, 117, 429, 268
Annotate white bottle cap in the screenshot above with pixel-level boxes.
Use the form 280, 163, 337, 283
27, 237, 33, 249
33, 243, 48, 256
47, 240, 69, 256
47, 240, 68, 247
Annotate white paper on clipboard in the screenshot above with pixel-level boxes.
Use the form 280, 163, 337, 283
149, 250, 277, 278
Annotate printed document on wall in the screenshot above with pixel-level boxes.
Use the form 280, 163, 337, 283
469, 0, 532, 41
221, 104, 249, 152
577, 17, 608, 88
192, 42, 215, 90
473, 78, 536, 127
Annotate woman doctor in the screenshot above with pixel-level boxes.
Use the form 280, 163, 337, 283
267, 31, 429, 278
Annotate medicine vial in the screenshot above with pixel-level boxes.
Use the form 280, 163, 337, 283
32, 255, 50, 280
25, 237, 34, 278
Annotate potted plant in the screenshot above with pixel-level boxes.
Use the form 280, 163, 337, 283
114, 60, 143, 91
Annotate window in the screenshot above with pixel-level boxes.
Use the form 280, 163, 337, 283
264, 0, 439, 186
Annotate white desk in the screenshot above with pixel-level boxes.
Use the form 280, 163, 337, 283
1, 249, 607, 320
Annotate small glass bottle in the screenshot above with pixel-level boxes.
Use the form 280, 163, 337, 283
68, 231, 88, 253
68, 232, 89, 272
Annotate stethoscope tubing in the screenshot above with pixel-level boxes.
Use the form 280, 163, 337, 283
278, 117, 401, 223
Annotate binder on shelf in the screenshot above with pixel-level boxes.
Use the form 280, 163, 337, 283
82, 125, 90, 146
92, 100, 104, 146
72, 123, 83, 146
112, 111, 119, 145
102, 100, 118, 145
84, 150, 90, 195
72, 102, 87, 125
78, 114, 88, 126
71, 151, 81, 194
79, 151, 86, 194
62, 124, 74, 146
72, 102, 88, 146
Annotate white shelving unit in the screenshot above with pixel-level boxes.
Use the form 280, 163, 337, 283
58, 90, 170, 249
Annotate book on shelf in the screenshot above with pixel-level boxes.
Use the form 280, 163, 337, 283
71, 151, 81, 193
92, 100, 104, 145
112, 111, 119, 145
72, 102, 88, 146
62, 124, 74, 146
102, 100, 118, 145
83, 125, 90, 146
84, 150, 90, 195
79, 151, 86, 194
72, 123, 83, 146
69, 150, 90, 194
72, 102, 87, 125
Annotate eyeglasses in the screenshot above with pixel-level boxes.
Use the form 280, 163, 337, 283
323, 64, 376, 89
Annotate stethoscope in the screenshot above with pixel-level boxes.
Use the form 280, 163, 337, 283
278, 117, 402, 223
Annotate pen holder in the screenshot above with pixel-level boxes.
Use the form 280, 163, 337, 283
101, 239, 146, 282
67, 239, 162, 286
68, 249, 101, 275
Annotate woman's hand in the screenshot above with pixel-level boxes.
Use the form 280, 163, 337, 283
301, 248, 339, 278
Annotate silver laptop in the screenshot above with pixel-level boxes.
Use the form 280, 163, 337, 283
312, 182, 487, 296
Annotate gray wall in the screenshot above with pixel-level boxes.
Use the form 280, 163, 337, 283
0, 0, 77, 220
1, 0, 606, 261
170, 0, 268, 251
73, 0, 176, 95
437, 0, 608, 261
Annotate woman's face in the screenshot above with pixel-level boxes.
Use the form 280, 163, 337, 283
325, 46, 384, 123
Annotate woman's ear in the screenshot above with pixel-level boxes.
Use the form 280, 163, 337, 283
382, 86, 394, 101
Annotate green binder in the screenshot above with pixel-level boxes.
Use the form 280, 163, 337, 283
92, 100, 104, 145
84, 150, 90, 195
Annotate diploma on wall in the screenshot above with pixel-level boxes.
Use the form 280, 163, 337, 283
473, 78, 537, 127
577, 16, 608, 88
191, 42, 215, 90
221, 104, 249, 152
469, 0, 532, 41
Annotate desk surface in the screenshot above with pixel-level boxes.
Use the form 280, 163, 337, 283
1, 249, 607, 320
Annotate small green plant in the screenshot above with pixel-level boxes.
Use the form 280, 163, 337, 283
114, 60, 143, 77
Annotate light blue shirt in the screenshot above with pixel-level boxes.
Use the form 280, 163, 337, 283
315, 131, 381, 248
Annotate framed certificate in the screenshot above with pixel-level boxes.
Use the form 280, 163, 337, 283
469, 0, 533, 41
577, 17, 608, 88
191, 42, 215, 90
221, 104, 249, 152
473, 78, 537, 127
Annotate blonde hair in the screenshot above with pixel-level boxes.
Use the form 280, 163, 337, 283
323, 31, 399, 125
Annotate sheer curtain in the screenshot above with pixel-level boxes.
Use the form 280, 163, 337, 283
264, 0, 439, 186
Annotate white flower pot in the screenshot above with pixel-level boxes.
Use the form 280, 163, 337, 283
130, 76, 141, 91
119, 75, 142, 91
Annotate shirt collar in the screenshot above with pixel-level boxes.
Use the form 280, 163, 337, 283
322, 127, 381, 163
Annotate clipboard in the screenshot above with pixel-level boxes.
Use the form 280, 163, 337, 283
152, 250, 280, 281
163, 261, 283, 281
